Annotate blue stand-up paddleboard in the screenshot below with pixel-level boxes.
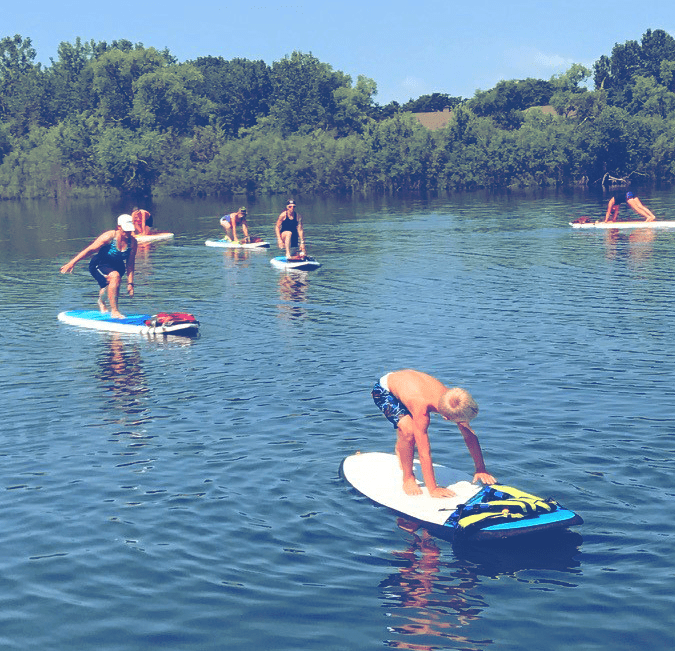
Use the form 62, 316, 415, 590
341, 452, 582, 541
58, 310, 199, 336
270, 255, 321, 271
205, 238, 270, 249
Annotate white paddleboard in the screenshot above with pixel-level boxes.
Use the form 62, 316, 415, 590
341, 452, 582, 540
270, 255, 321, 271
135, 232, 175, 243
342, 452, 481, 526
570, 220, 675, 229
205, 238, 270, 249
58, 310, 199, 336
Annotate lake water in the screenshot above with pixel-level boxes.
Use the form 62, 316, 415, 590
1, 189, 674, 650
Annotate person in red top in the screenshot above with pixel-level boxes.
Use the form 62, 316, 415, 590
131, 207, 153, 235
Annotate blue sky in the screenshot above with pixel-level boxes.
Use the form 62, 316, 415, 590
6, 0, 675, 104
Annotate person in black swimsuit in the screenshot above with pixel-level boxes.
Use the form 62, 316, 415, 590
604, 191, 657, 222
275, 200, 306, 259
60, 214, 138, 319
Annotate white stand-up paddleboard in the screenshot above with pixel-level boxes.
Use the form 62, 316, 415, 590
58, 310, 199, 336
135, 232, 175, 243
570, 220, 675, 230
341, 452, 582, 541
205, 238, 270, 249
270, 255, 321, 271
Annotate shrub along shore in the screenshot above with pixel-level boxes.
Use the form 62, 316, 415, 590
1, 29, 675, 200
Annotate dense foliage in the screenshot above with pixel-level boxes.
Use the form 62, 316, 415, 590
1, 29, 675, 200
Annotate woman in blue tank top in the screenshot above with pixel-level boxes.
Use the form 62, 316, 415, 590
59, 214, 138, 319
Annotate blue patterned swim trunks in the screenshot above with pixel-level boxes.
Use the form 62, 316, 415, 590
372, 378, 411, 429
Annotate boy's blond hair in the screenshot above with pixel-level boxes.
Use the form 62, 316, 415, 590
438, 387, 479, 423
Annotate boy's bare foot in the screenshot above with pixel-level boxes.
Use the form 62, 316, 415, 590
402, 477, 423, 496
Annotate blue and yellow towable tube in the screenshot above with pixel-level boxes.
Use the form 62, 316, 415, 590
445, 484, 583, 540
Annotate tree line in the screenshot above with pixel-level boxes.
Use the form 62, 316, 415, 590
1, 28, 675, 200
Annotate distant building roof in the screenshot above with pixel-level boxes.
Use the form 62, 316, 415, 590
524, 105, 559, 116
412, 107, 453, 130
413, 105, 562, 131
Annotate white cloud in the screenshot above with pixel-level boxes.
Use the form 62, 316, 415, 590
534, 51, 575, 69
400, 76, 428, 100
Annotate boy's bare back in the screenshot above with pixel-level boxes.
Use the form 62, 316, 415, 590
386, 370, 446, 418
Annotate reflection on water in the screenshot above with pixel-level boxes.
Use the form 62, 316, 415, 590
97, 334, 149, 421
276, 270, 309, 320
381, 519, 583, 650
382, 520, 487, 650
602, 227, 657, 267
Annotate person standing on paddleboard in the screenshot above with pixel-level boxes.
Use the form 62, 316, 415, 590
220, 207, 251, 243
59, 214, 138, 319
372, 370, 497, 498
275, 200, 306, 259
604, 191, 657, 222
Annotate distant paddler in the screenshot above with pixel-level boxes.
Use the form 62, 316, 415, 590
131, 207, 153, 235
275, 199, 306, 259
220, 207, 251, 243
605, 191, 657, 223
59, 214, 138, 319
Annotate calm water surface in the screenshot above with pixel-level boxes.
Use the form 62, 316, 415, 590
1, 190, 674, 650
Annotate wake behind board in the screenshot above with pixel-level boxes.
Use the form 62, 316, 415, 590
58, 310, 199, 336
570, 219, 675, 230
271, 255, 321, 271
205, 238, 270, 249
135, 232, 174, 243
341, 452, 582, 541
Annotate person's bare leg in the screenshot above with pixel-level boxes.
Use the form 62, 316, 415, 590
107, 272, 124, 319
282, 232, 292, 258
97, 287, 108, 313
395, 420, 422, 496
628, 198, 656, 221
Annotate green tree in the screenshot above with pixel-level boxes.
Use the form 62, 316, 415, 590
401, 93, 463, 112
45, 38, 98, 122
91, 46, 167, 126
639, 29, 675, 82
268, 51, 351, 135
192, 56, 272, 137
549, 63, 592, 117
332, 75, 377, 136
94, 126, 165, 196
131, 63, 211, 134
0, 34, 47, 135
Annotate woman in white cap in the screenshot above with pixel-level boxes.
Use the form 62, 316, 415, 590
60, 214, 138, 319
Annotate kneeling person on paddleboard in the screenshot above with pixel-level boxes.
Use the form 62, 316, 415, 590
275, 200, 306, 259
131, 207, 153, 235
372, 370, 497, 498
220, 207, 250, 243
59, 214, 138, 319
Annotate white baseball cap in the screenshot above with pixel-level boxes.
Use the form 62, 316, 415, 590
117, 214, 135, 231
